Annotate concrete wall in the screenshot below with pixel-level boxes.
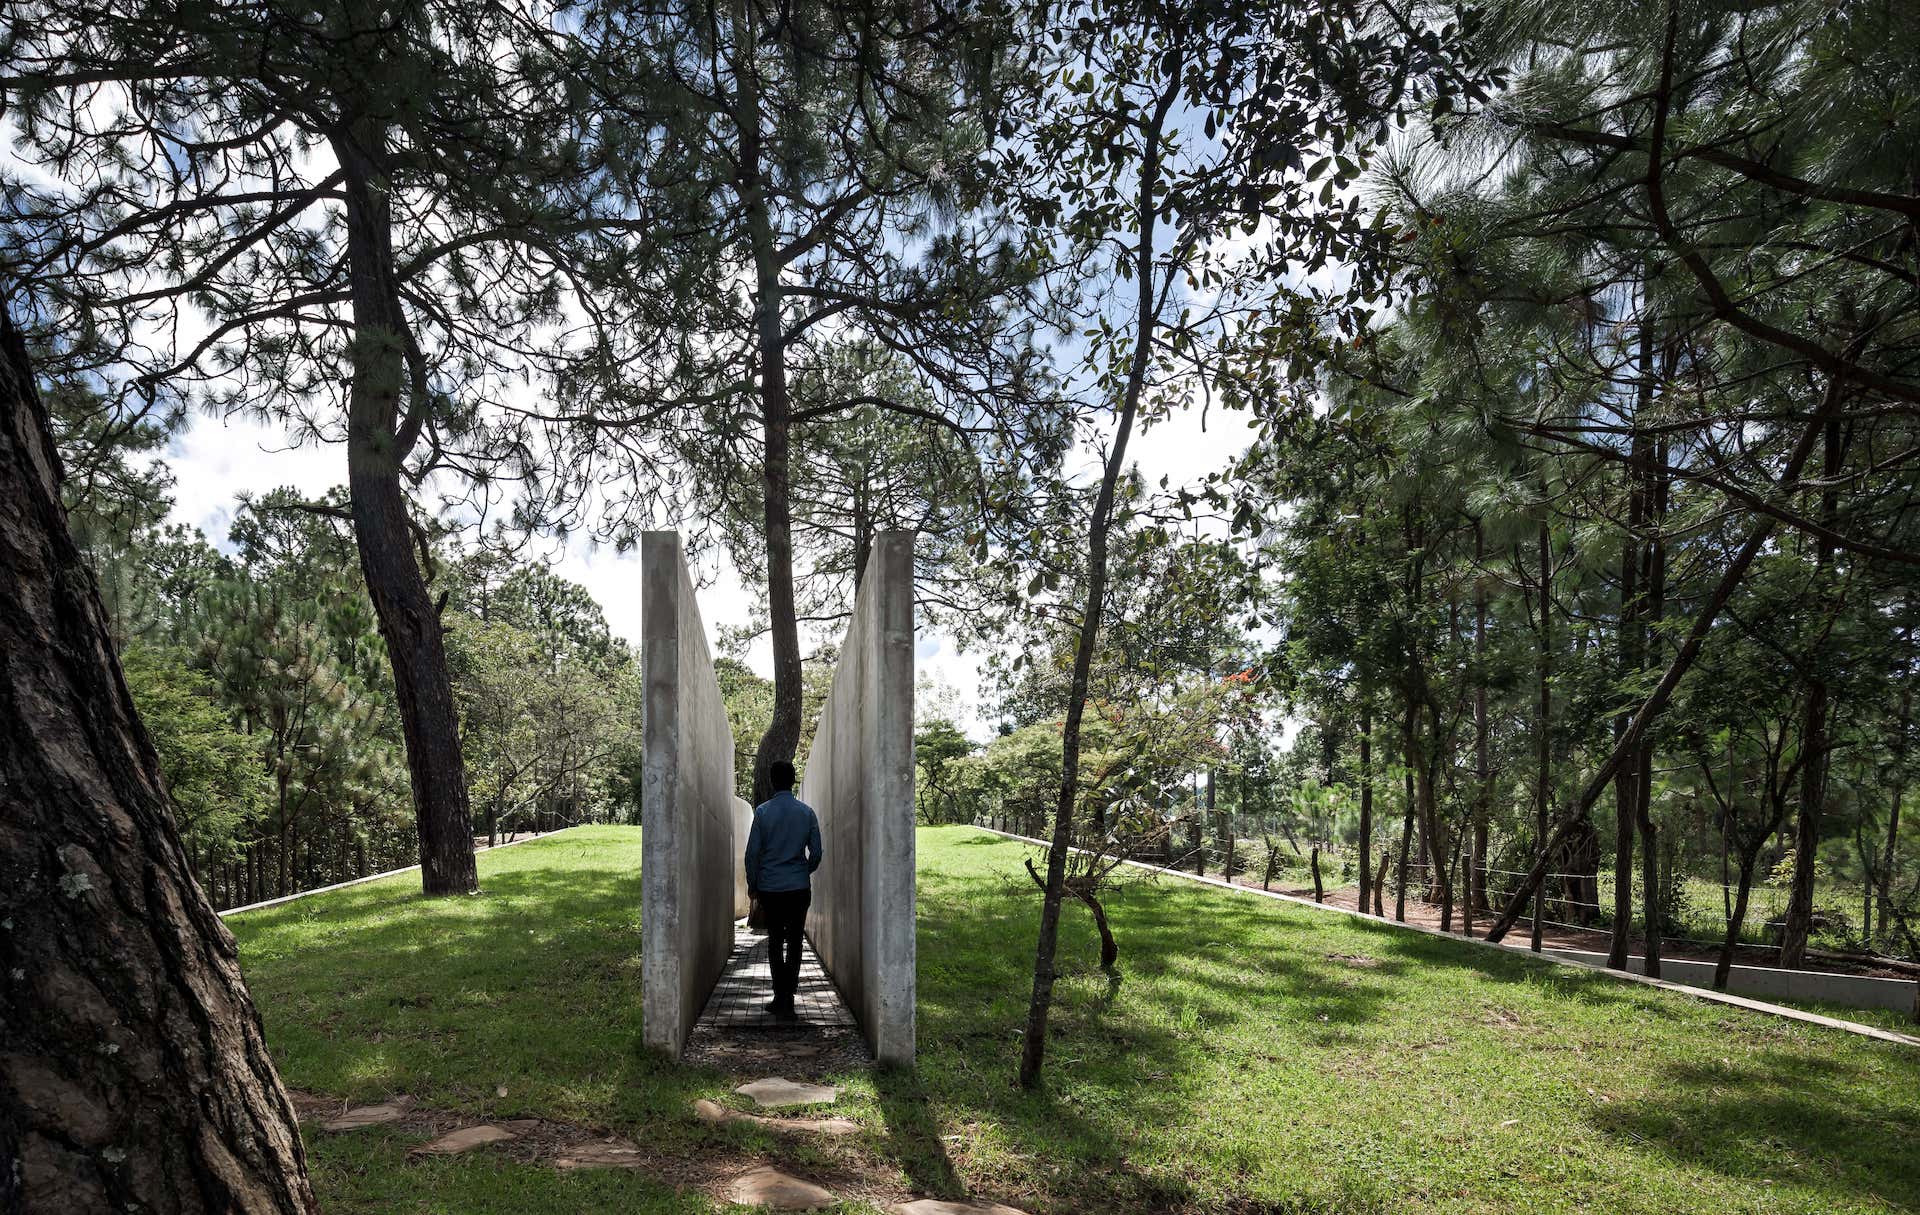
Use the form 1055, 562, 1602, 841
801, 531, 916, 1066
732, 795, 752, 920
640, 532, 739, 1056
1548, 949, 1919, 1019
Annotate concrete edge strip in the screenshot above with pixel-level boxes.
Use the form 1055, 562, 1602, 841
218, 828, 578, 918
973, 827, 1920, 1049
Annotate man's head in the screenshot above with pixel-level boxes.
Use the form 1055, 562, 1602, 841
770, 760, 797, 792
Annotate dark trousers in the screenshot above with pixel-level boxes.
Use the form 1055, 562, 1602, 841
759, 887, 811, 1007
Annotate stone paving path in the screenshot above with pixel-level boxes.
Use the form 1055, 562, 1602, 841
682, 922, 872, 1072
699, 924, 855, 1028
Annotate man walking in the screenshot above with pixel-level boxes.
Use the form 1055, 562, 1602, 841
744, 761, 823, 1019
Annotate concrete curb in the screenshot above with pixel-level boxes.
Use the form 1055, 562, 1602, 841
974, 827, 1920, 1049
218, 828, 579, 918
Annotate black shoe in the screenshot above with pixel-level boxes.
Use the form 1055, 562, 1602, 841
764, 999, 797, 1020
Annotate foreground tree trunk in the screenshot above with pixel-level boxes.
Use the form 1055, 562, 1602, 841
1019, 49, 1183, 1089
337, 123, 477, 896
0, 302, 315, 1212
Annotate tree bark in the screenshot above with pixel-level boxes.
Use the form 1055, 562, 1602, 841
0, 302, 315, 1212
336, 123, 477, 896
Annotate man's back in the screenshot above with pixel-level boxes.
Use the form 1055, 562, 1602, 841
745, 790, 822, 894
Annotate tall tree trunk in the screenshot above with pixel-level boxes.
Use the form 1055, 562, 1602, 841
1357, 689, 1373, 917
336, 125, 476, 896
1608, 438, 1644, 969
1883, 672, 1912, 943
1019, 52, 1181, 1089
1637, 442, 1669, 978
1191, 777, 1207, 876
1715, 850, 1760, 991
1395, 760, 1415, 923
736, 9, 804, 807
1205, 767, 1218, 876
1470, 525, 1488, 933
1532, 521, 1552, 952
0, 302, 314, 1211
1781, 416, 1843, 968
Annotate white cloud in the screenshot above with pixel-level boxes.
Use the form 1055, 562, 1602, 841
165, 413, 344, 547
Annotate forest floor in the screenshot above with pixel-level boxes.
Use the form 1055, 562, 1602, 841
229, 825, 1920, 1214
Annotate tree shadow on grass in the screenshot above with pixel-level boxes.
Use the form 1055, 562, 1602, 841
231, 833, 704, 1123
873, 1068, 965, 1198
1582, 1048, 1920, 1209
903, 862, 1416, 1211
912, 834, 1920, 1212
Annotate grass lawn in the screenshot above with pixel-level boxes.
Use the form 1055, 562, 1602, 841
230, 825, 1920, 1214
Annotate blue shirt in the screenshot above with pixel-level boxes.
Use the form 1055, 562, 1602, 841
745, 790, 822, 894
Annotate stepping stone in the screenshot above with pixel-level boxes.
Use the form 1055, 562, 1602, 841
734, 1077, 838, 1109
553, 1138, 647, 1170
693, 1098, 860, 1136
728, 1166, 835, 1210
321, 1096, 415, 1132
411, 1124, 516, 1155
891, 1202, 1030, 1215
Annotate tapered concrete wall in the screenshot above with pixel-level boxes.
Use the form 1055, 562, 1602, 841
1549, 949, 1919, 1018
801, 531, 916, 1065
640, 532, 738, 1056
732, 795, 753, 920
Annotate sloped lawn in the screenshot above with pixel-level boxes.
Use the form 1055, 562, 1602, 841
229, 825, 1920, 1214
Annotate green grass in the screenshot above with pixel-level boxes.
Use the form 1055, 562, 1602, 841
306, 1131, 707, 1214
231, 825, 1920, 1214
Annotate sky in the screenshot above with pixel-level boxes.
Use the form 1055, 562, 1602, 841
161, 388, 1259, 742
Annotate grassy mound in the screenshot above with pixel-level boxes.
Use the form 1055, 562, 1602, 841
230, 825, 1920, 1213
